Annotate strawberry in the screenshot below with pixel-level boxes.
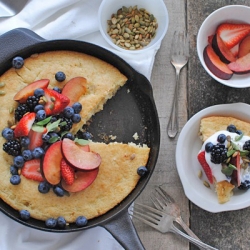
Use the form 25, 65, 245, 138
60, 158, 75, 185
197, 151, 213, 184
43, 88, 70, 116
14, 112, 36, 138
28, 126, 47, 150
21, 159, 44, 182
216, 23, 250, 49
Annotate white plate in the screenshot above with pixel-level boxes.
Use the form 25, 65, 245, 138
176, 103, 250, 213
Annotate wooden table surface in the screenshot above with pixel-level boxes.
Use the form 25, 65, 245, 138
132, 1, 250, 250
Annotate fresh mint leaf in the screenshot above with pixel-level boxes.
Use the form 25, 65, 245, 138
221, 164, 237, 176
74, 138, 89, 145
35, 116, 52, 126
46, 119, 61, 133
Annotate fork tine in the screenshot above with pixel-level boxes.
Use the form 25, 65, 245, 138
135, 203, 166, 216
150, 193, 165, 210
155, 186, 175, 204
131, 207, 160, 224
129, 210, 159, 230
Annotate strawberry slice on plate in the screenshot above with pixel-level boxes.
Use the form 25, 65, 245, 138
44, 88, 70, 115
197, 151, 214, 184
21, 159, 44, 182
14, 112, 36, 138
216, 23, 250, 49
28, 126, 47, 150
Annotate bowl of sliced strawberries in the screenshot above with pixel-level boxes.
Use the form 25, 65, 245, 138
197, 5, 250, 88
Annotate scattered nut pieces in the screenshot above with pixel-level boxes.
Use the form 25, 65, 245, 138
133, 132, 139, 140
203, 180, 210, 188
107, 5, 158, 50
198, 170, 202, 179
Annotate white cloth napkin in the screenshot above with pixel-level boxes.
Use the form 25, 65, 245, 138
0, 0, 161, 249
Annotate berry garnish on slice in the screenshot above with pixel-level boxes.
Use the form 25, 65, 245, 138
43, 88, 70, 115
13, 79, 49, 103
216, 23, 250, 49
12, 56, 24, 69
21, 159, 44, 182
28, 126, 47, 150
14, 112, 36, 138
197, 151, 214, 184
60, 158, 75, 185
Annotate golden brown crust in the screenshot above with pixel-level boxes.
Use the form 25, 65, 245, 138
200, 116, 250, 142
215, 180, 234, 204
0, 51, 150, 222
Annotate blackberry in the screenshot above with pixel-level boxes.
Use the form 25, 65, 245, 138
3, 139, 21, 156
59, 117, 73, 131
15, 103, 30, 121
211, 144, 228, 164
26, 95, 39, 110
243, 140, 250, 151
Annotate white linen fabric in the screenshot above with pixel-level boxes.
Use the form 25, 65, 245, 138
0, 0, 161, 249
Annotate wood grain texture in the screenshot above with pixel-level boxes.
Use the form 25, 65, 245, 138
187, 1, 250, 250
132, 0, 190, 249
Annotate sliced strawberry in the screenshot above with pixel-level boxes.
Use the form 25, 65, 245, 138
21, 159, 44, 182
14, 79, 49, 103
197, 151, 213, 184
208, 34, 214, 45
14, 112, 36, 138
231, 152, 241, 187
216, 23, 250, 49
28, 126, 47, 150
60, 158, 75, 185
43, 88, 70, 116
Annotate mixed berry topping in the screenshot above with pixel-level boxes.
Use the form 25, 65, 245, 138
20, 210, 30, 221
55, 71, 66, 82
12, 56, 24, 69
211, 144, 228, 164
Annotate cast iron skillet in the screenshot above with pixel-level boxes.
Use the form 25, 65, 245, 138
0, 28, 160, 250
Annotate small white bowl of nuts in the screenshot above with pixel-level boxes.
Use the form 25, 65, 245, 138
98, 0, 169, 53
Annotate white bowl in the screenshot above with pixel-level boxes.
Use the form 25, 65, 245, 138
197, 5, 250, 88
98, 0, 169, 54
176, 103, 250, 213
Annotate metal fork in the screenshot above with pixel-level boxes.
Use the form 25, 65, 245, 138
167, 30, 189, 138
150, 186, 200, 240
129, 203, 218, 250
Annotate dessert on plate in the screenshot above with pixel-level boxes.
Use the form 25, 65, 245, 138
197, 116, 250, 204
0, 50, 150, 228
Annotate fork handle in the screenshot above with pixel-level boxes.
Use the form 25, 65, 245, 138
167, 67, 180, 138
171, 224, 218, 250
175, 217, 201, 240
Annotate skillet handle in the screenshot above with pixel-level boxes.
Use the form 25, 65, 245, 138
101, 210, 145, 250
0, 28, 44, 60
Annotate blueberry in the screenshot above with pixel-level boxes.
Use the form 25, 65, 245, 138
75, 216, 88, 227
14, 155, 24, 168
50, 116, 58, 123
47, 132, 60, 143
227, 124, 237, 133
137, 166, 148, 177
10, 175, 21, 185
45, 218, 57, 228
2, 128, 14, 140
62, 132, 75, 141
80, 131, 92, 140
42, 134, 51, 142
36, 110, 46, 121
12, 56, 24, 69
57, 216, 66, 229
34, 104, 44, 113
34, 88, 45, 97
205, 142, 214, 153
53, 186, 64, 197
10, 165, 18, 175
72, 102, 82, 114
63, 107, 74, 118
53, 87, 62, 93
236, 130, 243, 135
217, 134, 227, 143
55, 71, 66, 82
32, 147, 45, 158
20, 136, 30, 148
22, 149, 33, 161
38, 181, 51, 194
72, 114, 81, 123
20, 210, 30, 221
